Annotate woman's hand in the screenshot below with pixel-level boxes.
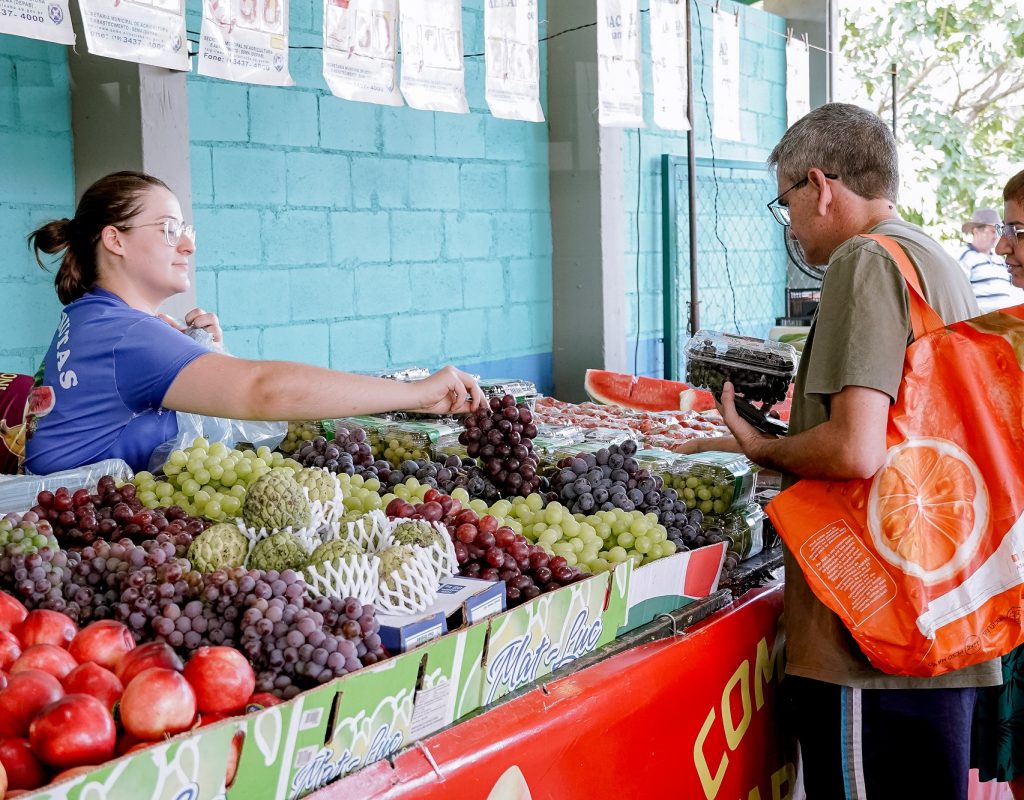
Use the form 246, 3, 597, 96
159, 308, 223, 346
183, 308, 223, 344
407, 366, 485, 414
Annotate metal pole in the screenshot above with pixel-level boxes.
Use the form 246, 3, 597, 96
686, 0, 700, 337
891, 62, 897, 138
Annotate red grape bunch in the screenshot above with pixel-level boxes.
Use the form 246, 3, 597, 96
459, 395, 539, 498
450, 511, 587, 605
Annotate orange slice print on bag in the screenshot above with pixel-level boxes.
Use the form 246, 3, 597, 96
867, 438, 988, 583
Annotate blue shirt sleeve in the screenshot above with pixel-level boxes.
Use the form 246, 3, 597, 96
112, 316, 210, 412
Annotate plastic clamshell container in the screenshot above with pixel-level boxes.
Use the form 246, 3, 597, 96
718, 502, 766, 560
379, 419, 463, 462
684, 330, 798, 406
659, 451, 757, 515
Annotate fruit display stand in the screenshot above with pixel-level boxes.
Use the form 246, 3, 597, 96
310, 585, 793, 800
0, 386, 790, 799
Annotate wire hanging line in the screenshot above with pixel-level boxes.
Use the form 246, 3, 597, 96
185, 0, 835, 59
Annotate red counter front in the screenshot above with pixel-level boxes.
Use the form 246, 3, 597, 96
315, 585, 795, 799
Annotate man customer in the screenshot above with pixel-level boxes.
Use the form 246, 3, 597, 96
686, 103, 999, 799
959, 206, 1024, 311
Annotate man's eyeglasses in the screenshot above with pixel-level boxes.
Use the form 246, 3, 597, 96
120, 218, 196, 247
996, 222, 1024, 246
767, 173, 839, 226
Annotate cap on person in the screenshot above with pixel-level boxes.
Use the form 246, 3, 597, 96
962, 208, 1000, 234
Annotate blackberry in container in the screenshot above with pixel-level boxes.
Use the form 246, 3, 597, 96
684, 330, 798, 409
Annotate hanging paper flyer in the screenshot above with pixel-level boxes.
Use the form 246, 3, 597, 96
198, 0, 293, 85
0, 0, 74, 46
786, 36, 810, 126
596, 0, 643, 128
484, 0, 543, 122
399, 0, 468, 114
712, 9, 741, 141
77, 0, 188, 70
650, 0, 689, 132
323, 0, 402, 106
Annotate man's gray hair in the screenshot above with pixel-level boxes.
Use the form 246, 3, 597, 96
768, 103, 899, 203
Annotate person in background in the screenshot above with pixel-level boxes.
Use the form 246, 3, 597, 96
23, 171, 484, 475
972, 168, 1024, 800
959, 206, 1024, 311
684, 104, 996, 800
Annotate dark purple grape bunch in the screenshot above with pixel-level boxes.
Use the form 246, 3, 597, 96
460, 395, 540, 498
295, 430, 380, 477
31, 476, 206, 549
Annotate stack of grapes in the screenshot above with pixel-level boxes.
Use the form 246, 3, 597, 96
296, 427, 505, 503
279, 420, 322, 454
134, 439, 302, 522
381, 456, 500, 502
294, 430, 379, 477
547, 441, 690, 551
30, 477, 207, 549
155, 568, 387, 698
460, 395, 540, 498
449, 511, 587, 605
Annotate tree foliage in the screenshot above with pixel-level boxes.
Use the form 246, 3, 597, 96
841, 0, 1024, 238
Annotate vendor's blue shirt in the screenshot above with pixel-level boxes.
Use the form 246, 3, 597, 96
24, 288, 208, 474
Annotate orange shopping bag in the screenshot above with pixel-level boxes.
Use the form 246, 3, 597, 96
766, 234, 1024, 677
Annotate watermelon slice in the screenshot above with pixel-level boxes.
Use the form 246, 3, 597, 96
28, 385, 55, 418
584, 370, 717, 413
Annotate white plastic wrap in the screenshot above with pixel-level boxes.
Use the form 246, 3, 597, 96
0, 459, 133, 514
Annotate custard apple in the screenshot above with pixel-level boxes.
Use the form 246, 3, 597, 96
296, 467, 340, 504
247, 532, 308, 572
308, 538, 362, 574
391, 520, 445, 550
242, 471, 312, 532
377, 545, 418, 593
187, 522, 250, 573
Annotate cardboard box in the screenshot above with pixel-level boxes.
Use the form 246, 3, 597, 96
376, 576, 506, 653
617, 541, 727, 635
480, 568, 628, 707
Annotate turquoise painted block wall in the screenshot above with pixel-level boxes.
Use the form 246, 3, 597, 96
624, 0, 788, 378
186, 1, 554, 391
0, 36, 73, 375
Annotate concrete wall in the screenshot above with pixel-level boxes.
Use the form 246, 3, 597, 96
0, 0, 788, 392
186, 1, 553, 391
0, 36, 73, 375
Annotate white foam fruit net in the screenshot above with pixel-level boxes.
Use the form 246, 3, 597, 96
374, 547, 441, 615
305, 553, 380, 605
302, 472, 345, 534
385, 519, 457, 580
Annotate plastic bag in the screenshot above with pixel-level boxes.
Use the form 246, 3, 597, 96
0, 458, 133, 513
148, 414, 287, 473
767, 235, 1024, 677
147, 325, 287, 472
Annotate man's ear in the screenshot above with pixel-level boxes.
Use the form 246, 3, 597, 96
809, 169, 833, 216
99, 225, 125, 256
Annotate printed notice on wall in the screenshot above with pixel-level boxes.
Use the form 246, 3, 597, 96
399, 0, 468, 114
484, 0, 543, 122
0, 0, 74, 45
712, 9, 740, 141
786, 36, 810, 126
323, 0, 402, 106
198, 0, 293, 85
650, 0, 689, 132
77, 0, 188, 70
596, 0, 643, 128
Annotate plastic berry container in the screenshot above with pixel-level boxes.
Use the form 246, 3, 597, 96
683, 330, 797, 408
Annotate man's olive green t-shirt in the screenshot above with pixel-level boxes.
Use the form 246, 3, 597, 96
783, 217, 1002, 689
